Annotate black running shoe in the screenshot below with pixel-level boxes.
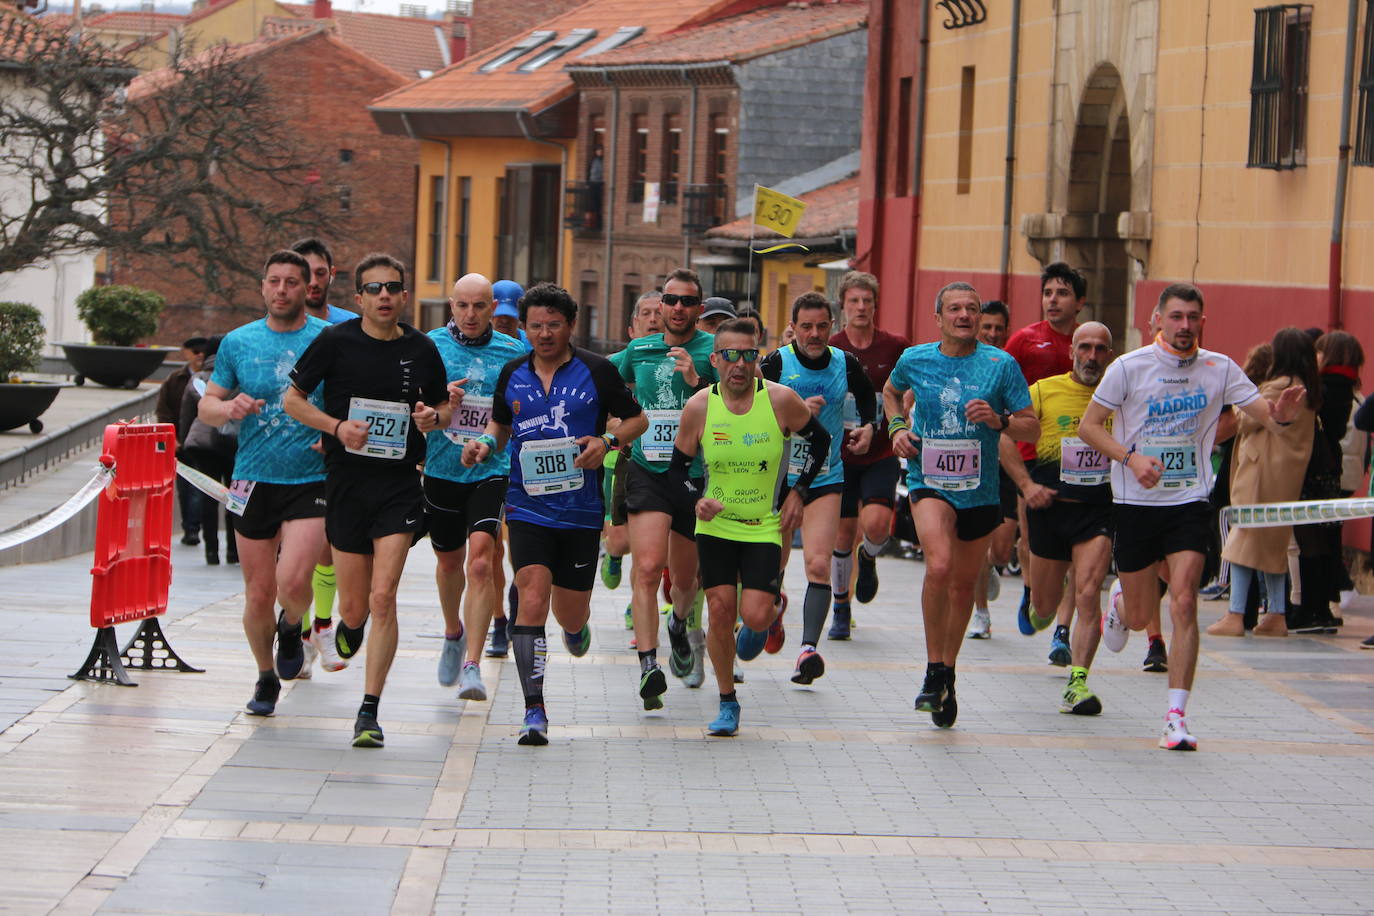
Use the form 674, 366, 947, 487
1142, 637, 1168, 673
666, 613, 692, 678
914, 667, 947, 713
352, 713, 384, 748
486, 617, 510, 657
855, 550, 879, 604
335, 620, 367, 660
275, 610, 305, 679
931, 670, 957, 727
245, 674, 280, 716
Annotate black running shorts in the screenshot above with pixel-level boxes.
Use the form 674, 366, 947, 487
506, 519, 600, 592
423, 474, 507, 552
623, 457, 699, 539
1112, 501, 1211, 573
911, 489, 1000, 542
232, 480, 326, 541
697, 534, 782, 595
1026, 500, 1112, 563
325, 467, 424, 555
840, 456, 901, 518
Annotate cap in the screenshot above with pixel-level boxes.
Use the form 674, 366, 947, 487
700, 297, 736, 320
492, 280, 524, 320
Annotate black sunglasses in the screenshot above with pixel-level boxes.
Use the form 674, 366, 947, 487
715, 347, 759, 364
661, 293, 701, 307
359, 281, 405, 295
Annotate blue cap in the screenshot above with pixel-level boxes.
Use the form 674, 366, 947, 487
492, 279, 524, 319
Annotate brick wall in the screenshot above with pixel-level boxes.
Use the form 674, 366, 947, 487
468, 0, 582, 54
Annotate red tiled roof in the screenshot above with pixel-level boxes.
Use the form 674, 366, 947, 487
1, 8, 132, 69
706, 174, 858, 241
84, 10, 187, 32
576, 0, 865, 69
276, 5, 447, 77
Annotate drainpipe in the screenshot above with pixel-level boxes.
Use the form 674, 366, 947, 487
906, 0, 931, 340
998, 0, 1022, 304
684, 75, 699, 268
518, 110, 569, 287
1329, 0, 1359, 330
603, 78, 620, 344
402, 113, 451, 326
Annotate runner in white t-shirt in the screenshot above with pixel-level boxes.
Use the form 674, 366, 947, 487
1078, 283, 1306, 750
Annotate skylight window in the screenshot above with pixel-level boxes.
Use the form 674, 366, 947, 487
519, 28, 597, 71
578, 26, 644, 58
479, 30, 556, 72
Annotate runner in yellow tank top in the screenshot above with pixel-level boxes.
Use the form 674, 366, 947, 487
670, 319, 829, 737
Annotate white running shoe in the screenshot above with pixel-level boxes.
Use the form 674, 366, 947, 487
1159, 709, 1197, 751
297, 632, 316, 680
986, 567, 1000, 602
683, 629, 706, 688
1102, 579, 1130, 653
311, 621, 348, 672
967, 607, 991, 639
456, 662, 487, 701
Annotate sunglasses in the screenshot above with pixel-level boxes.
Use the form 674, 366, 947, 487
660, 294, 701, 307
359, 281, 404, 295
716, 347, 759, 364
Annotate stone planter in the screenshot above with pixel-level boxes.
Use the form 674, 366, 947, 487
59, 343, 171, 389
0, 380, 63, 433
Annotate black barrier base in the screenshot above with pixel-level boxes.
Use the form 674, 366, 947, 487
120, 617, 204, 673
70, 626, 137, 686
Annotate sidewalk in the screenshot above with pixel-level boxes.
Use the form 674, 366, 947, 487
0, 542, 1370, 915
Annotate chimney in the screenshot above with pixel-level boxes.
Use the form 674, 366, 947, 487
312, 0, 331, 19
449, 19, 467, 64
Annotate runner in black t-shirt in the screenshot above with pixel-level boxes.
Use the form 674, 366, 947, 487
285, 253, 450, 749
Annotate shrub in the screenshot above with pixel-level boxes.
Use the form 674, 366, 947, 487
0, 302, 45, 379
75, 285, 165, 346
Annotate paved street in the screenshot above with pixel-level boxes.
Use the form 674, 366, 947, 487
0, 541, 1371, 915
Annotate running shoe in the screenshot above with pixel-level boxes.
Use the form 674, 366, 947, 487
437, 631, 467, 687
828, 605, 852, 640
1102, 579, 1129, 653
1199, 581, 1229, 600
967, 608, 991, 639
735, 625, 767, 661
275, 610, 305, 680
245, 674, 280, 716
311, 621, 348, 671
1047, 626, 1071, 667
931, 669, 957, 728
335, 620, 367, 660
457, 662, 487, 701
986, 566, 1001, 602
1060, 672, 1102, 715
623, 604, 633, 630
563, 623, 592, 658
639, 665, 667, 710
764, 593, 787, 654
1159, 709, 1197, 751
1016, 590, 1035, 636
1142, 636, 1168, 672
486, 617, 510, 658
666, 614, 692, 677
855, 550, 879, 604
352, 714, 384, 748
708, 700, 741, 737
600, 553, 623, 589
297, 633, 316, 680
683, 629, 706, 689
519, 705, 549, 746
1361, 634, 1374, 649
791, 647, 825, 685
914, 667, 947, 713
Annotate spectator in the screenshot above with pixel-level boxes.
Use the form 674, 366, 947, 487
158, 336, 207, 545
179, 336, 239, 566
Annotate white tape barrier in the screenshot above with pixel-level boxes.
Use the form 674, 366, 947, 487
175, 461, 228, 505
1226, 497, 1374, 529
0, 463, 114, 552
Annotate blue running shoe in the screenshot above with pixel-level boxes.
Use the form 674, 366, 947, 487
485, 617, 509, 658
828, 605, 852, 640
708, 700, 741, 737
518, 705, 549, 746
563, 624, 592, 658
1047, 625, 1071, 667
1016, 590, 1035, 636
735, 625, 767, 661
275, 610, 305, 679
437, 629, 466, 686
245, 674, 280, 716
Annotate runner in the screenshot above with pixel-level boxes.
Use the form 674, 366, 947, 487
884, 282, 1036, 726
618, 269, 717, 704
423, 273, 530, 702
998, 323, 1115, 712
492, 280, 532, 349
828, 271, 910, 639
968, 300, 1016, 638
1077, 282, 1306, 750
197, 250, 329, 716
284, 252, 451, 748
672, 318, 830, 735
760, 292, 876, 683
461, 282, 646, 746
697, 297, 736, 334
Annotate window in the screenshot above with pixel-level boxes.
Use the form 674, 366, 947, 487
579, 26, 643, 58
455, 177, 471, 277
628, 113, 648, 203
339, 148, 353, 163
1356, 0, 1374, 165
957, 66, 974, 195
427, 175, 445, 281
1248, 5, 1311, 169
338, 185, 352, 211
661, 112, 681, 203
707, 112, 730, 224
479, 30, 555, 72
519, 28, 596, 71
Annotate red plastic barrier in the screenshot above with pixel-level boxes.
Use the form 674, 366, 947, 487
89, 422, 176, 628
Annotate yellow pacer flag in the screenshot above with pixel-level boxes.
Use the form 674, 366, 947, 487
752, 185, 807, 238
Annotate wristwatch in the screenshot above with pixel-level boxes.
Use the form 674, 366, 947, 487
998, 410, 1013, 430
601, 432, 620, 449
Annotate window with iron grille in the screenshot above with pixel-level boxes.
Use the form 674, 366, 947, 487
1248, 5, 1311, 169
628, 114, 649, 204
1356, 0, 1374, 165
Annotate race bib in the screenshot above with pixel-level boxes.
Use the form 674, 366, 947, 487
518, 437, 583, 496
921, 438, 981, 491
225, 478, 256, 517
347, 397, 410, 460
789, 435, 831, 479
842, 393, 860, 431
1059, 436, 1108, 486
1141, 436, 1200, 489
642, 409, 681, 463
442, 395, 493, 446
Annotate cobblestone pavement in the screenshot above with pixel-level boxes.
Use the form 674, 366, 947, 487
1, 541, 1371, 914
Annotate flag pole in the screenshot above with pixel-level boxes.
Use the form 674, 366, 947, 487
747, 184, 758, 310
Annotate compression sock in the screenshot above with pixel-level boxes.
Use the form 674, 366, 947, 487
312, 564, 336, 623
831, 549, 853, 601
801, 581, 831, 647
861, 535, 887, 558
638, 649, 658, 673
512, 625, 546, 708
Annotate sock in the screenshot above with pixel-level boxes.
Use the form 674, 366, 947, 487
945, 665, 956, 691
831, 549, 853, 600
861, 535, 887, 558
638, 649, 657, 673
258, 668, 278, 683
1147, 631, 1163, 643
667, 612, 686, 639
359, 693, 379, 719
1167, 688, 1189, 716
687, 589, 704, 631
1070, 665, 1089, 680
312, 564, 336, 622
720, 691, 737, 704
800, 581, 830, 646
512, 625, 546, 707
336, 619, 367, 658
446, 624, 465, 641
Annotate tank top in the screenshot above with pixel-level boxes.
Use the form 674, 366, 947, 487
697, 380, 787, 545
777, 344, 847, 487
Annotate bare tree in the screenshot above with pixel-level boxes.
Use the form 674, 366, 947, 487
0, 14, 341, 307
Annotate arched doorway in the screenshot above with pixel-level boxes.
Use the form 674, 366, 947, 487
1063, 64, 1132, 343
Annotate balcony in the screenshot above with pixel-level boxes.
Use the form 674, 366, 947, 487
564, 180, 604, 232
681, 183, 728, 236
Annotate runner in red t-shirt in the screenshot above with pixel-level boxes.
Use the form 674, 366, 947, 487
827, 271, 911, 638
